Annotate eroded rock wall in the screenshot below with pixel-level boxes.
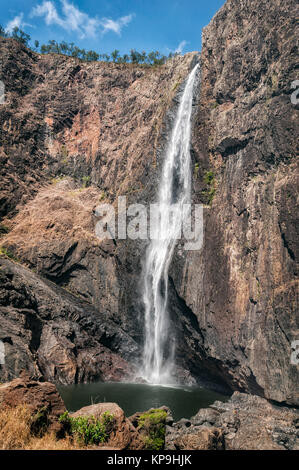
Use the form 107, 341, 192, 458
171, 0, 299, 403
0, 0, 298, 405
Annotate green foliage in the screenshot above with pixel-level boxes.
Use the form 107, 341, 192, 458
0, 24, 177, 66
111, 49, 120, 63
0, 25, 8, 38
0, 224, 9, 235
82, 175, 91, 188
31, 406, 49, 435
98, 190, 108, 202
202, 170, 216, 204
60, 145, 69, 164
194, 162, 200, 179
59, 411, 114, 446
203, 170, 215, 185
0, 246, 19, 261
50, 175, 65, 185
1, 26, 31, 46
138, 409, 167, 451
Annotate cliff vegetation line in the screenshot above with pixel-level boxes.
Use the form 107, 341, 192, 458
0, 24, 178, 65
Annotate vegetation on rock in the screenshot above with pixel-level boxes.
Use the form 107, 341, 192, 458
59, 411, 114, 445
0, 25, 178, 65
137, 409, 167, 450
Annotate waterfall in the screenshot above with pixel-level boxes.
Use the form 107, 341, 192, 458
141, 63, 199, 385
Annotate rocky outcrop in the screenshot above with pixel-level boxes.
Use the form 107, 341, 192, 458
0, 257, 138, 383
1, 374, 298, 450
0, 371, 66, 434
0, 0, 298, 406
166, 392, 299, 450
171, 0, 299, 403
0, 37, 201, 385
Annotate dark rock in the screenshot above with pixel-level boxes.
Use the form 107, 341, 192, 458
171, 0, 299, 404
166, 392, 299, 450
191, 408, 220, 426
0, 257, 137, 384
174, 426, 224, 450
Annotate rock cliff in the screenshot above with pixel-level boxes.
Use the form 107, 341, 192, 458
0, 0, 298, 405
172, 0, 299, 403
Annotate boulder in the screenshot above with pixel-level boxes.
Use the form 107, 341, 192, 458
0, 371, 66, 434
174, 426, 224, 450
166, 392, 299, 450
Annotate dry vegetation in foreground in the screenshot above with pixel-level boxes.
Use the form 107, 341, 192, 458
0, 405, 89, 450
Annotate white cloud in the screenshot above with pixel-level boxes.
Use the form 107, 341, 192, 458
31, 0, 134, 39
31, 1, 65, 28
175, 40, 188, 54
5, 13, 25, 33
100, 14, 134, 36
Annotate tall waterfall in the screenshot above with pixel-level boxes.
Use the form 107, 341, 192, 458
141, 64, 199, 384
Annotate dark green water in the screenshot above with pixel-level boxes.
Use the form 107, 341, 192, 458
57, 382, 229, 421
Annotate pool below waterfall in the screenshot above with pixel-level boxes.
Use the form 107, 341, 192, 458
57, 381, 230, 421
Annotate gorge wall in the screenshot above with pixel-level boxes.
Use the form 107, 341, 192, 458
0, 0, 298, 405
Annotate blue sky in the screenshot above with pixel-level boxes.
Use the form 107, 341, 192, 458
1, 0, 225, 55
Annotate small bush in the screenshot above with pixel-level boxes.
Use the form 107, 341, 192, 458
202, 170, 216, 204
0, 246, 19, 261
82, 175, 91, 188
0, 224, 9, 235
59, 411, 114, 445
138, 409, 167, 451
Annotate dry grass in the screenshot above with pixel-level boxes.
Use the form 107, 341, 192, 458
0, 405, 84, 450
1, 178, 104, 259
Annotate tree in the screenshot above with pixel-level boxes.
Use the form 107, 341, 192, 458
34, 40, 39, 51
0, 25, 8, 38
86, 50, 99, 62
111, 49, 120, 63
11, 27, 31, 46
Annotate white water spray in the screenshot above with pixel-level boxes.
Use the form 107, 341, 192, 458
141, 64, 199, 384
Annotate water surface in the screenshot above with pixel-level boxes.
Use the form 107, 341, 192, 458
57, 382, 229, 421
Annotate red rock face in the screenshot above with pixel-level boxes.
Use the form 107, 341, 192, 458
0, 0, 298, 407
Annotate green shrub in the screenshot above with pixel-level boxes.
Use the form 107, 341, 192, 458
59, 411, 114, 445
0, 224, 9, 235
82, 175, 91, 188
0, 246, 19, 261
138, 409, 167, 451
202, 170, 216, 204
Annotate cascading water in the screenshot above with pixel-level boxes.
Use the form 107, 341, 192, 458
141, 63, 199, 385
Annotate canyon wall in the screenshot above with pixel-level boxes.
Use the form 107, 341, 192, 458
172, 0, 298, 403
0, 0, 298, 404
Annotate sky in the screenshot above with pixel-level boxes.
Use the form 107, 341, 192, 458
0, 0, 225, 55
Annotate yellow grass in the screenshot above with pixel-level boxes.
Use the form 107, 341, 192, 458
0, 405, 84, 450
